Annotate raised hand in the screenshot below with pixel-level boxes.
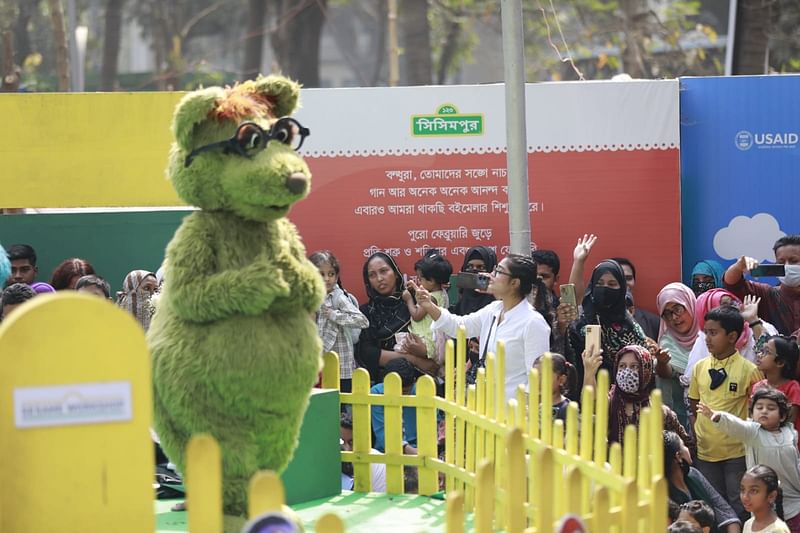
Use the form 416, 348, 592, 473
741, 294, 761, 324
735, 255, 760, 273
573, 234, 598, 262
697, 402, 716, 419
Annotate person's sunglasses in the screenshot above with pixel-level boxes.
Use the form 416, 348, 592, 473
184, 118, 310, 168
660, 305, 686, 321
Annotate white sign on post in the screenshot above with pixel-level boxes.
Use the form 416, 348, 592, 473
14, 381, 133, 429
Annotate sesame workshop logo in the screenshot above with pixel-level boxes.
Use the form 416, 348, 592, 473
735, 130, 798, 151
411, 104, 484, 137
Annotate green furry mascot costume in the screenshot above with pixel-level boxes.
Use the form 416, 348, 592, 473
147, 76, 325, 527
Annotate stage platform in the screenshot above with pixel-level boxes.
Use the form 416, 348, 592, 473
155, 491, 461, 532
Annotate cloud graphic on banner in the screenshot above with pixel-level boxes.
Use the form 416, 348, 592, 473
713, 213, 786, 261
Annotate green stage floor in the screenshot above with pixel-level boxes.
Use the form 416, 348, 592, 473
155, 491, 461, 532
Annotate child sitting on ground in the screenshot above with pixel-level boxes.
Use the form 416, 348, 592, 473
677, 500, 714, 533
699, 387, 800, 532
403, 251, 452, 369
688, 305, 762, 521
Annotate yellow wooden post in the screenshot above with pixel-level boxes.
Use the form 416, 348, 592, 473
650, 477, 669, 533
496, 341, 507, 424
623, 425, 638, 480
540, 353, 553, 445
465, 385, 477, 509
528, 367, 540, 440
351, 369, 372, 492
316, 513, 345, 533
456, 326, 467, 407
594, 370, 609, 466
0, 294, 154, 532
566, 402, 579, 456
383, 372, 404, 493
650, 389, 664, 481
485, 354, 496, 463
564, 466, 582, 516
592, 486, 610, 533
620, 479, 638, 533
186, 434, 223, 533
609, 442, 623, 508
474, 460, 495, 533
321, 352, 341, 391
579, 385, 595, 515
248, 470, 284, 517
446, 491, 465, 533
475, 368, 487, 490
637, 408, 651, 491
506, 429, 526, 533
445, 339, 455, 494
553, 419, 565, 450
515, 387, 526, 431
535, 447, 554, 533
416, 376, 438, 495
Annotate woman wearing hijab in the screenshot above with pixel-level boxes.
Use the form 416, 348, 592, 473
690, 259, 726, 296
567, 259, 648, 401
355, 252, 438, 382
117, 270, 159, 331
451, 246, 497, 315
655, 283, 700, 429
584, 344, 691, 446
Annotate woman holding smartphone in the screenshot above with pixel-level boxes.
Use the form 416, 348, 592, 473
411, 254, 551, 402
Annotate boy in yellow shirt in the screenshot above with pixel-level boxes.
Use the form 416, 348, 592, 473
689, 305, 762, 522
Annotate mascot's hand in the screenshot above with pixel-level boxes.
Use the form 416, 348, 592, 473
242, 254, 292, 314
271, 252, 325, 314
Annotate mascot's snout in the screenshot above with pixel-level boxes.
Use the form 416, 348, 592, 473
285, 173, 308, 195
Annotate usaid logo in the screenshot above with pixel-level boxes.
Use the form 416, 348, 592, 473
735, 130, 798, 151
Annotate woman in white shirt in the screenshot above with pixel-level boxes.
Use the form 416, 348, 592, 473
411, 254, 551, 401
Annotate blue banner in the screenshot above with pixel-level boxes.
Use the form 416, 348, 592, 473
680, 75, 800, 284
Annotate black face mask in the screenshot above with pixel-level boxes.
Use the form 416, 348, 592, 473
680, 459, 691, 477
592, 286, 622, 309
692, 280, 715, 296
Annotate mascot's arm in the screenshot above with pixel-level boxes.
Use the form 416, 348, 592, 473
167, 215, 290, 322
274, 219, 325, 313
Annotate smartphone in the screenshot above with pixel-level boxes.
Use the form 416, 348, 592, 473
585, 325, 601, 354
454, 272, 490, 290
560, 283, 577, 308
750, 264, 785, 277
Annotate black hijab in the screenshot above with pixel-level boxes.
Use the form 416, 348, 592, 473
452, 246, 497, 315
581, 259, 630, 325
361, 252, 410, 342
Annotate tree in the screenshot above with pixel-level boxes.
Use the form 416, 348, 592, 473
101, 0, 125, 90
242, 0, 267, 80
400, 0, 432, 85
731, 0, 770, 74
269, 0, 328, 87
48, 0, 69, 91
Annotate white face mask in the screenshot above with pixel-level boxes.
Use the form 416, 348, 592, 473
779, 264, 800, 288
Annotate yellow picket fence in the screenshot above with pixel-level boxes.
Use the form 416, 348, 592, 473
322, 326, 668, 532
183, 434, 345, 533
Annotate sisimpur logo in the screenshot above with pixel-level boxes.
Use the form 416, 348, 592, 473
411, 104, 484, 137
735, 130, 798, 151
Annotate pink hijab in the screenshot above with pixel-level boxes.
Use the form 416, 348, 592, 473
695, 288, 750, 350
656, 283, 699, 350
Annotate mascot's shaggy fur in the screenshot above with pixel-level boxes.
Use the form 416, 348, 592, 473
147, 76, 325, 528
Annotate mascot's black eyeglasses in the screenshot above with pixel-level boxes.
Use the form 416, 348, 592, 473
184, 117, 310, 168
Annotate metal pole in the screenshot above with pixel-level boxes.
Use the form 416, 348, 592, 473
501, 0, 531, 255
66, 0, 79, 91
724, 0, 738, 75
388, 0, 399, 86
